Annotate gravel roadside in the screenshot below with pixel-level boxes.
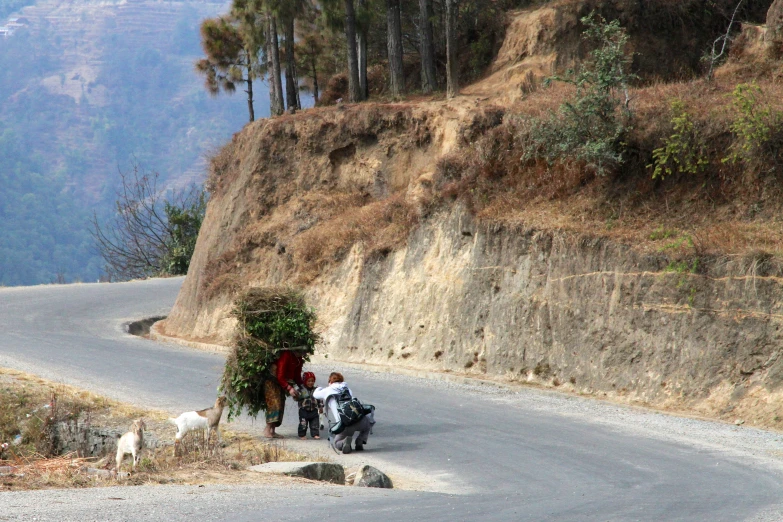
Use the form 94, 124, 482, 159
5, 360, 783, 521
307, 361, 783, 472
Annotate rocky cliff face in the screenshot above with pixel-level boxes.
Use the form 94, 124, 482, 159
165, 169, 783, 426
320, 208, 783, 426
161, 0, 783, 427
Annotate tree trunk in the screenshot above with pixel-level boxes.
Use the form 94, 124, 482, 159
358, 28, 368, 98
445, 0, 458, 98
284, 16, 300, 110
266, 38, 278, 114
358, 0, 368, 99
418, 0, 437, 93
344, 0, 363, 102
246, 59, 255, 122
310, 52, 320, 103
386, 0, 404, 97
268, 14, 285, 115
265, 15, 278, 115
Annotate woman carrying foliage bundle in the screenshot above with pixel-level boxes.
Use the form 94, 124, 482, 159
264, 349, 305, 439
220, 287, 320, 438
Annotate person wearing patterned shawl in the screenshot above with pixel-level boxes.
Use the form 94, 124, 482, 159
263, 349, 305, 438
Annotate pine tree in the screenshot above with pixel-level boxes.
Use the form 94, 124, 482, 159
418, 0, 437, 93
343, 0, 363, 102
266, 11, 285, 115
279, 0, 307, 111
445, 0, 458, 98
296, 16, 325, 103
386, 0, 404, 97
357, 0, 369, 99
195, 15, 262, 122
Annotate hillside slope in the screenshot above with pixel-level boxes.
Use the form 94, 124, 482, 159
161, 0, 783, 428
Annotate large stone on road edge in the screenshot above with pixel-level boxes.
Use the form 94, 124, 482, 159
249, 462, 345, 484
354, 465, 393, 488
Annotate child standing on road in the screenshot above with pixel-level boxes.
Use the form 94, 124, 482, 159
298, 372, 323, 439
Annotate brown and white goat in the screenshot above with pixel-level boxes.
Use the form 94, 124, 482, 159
168, 396, 227, 449
116, 419, 145, 473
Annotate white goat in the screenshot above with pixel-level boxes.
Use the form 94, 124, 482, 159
168, 396, 227, 450
115, 419, 145, 473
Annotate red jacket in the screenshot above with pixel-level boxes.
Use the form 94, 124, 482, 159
276, 350, 304, 391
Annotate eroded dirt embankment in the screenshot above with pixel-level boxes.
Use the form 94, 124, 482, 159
162, 0, 783, 428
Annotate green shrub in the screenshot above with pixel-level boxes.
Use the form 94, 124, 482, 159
220, 288, 320, 420
658, 234, 693, 253
649, 99, 708, 180
723, 82, 778, 166
521, 12, 636, 175
665, 258, 699, 275
161, 191, 207, 276
649, 226, 677, 241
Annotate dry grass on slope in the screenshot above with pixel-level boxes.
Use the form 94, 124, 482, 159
199, 73, 783, 302
291, 193, 420, 283
197, 10, 783, 304
436, 60, 783, 261
199, 103, 436, 299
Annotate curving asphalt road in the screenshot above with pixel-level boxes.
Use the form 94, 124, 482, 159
1, 278, 783, 521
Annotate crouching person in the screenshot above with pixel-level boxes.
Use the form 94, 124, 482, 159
313, 372, 373, 454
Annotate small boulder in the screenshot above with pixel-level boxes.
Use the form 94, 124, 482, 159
353, 465, 393, 489
0, 466, 18, 476
249, 462, 345, 484
85, 467, 128, 479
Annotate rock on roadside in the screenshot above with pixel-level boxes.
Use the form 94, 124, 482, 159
354, 465, 393, 488
249, 462, 345, 484
85, 468, 130, 479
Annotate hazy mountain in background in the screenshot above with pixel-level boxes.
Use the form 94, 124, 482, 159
0, 0, 269, 285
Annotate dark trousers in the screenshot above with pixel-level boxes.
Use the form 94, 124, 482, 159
298, 408, 320, 437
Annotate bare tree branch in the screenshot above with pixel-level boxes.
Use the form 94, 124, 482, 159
90, 162, 207, 281
706, 0, 745, 80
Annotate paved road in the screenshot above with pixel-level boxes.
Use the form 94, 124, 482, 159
1, 278, 782, 521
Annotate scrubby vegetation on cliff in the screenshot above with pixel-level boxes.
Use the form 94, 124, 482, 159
197, 2, 783, 302
441, 63, 783, 261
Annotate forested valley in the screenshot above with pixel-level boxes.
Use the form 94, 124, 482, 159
0, 0, 257, 285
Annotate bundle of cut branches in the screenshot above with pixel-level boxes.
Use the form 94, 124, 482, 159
220, 287, 320, 420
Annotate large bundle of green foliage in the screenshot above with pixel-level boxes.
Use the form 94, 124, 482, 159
220, 287, 320, 420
